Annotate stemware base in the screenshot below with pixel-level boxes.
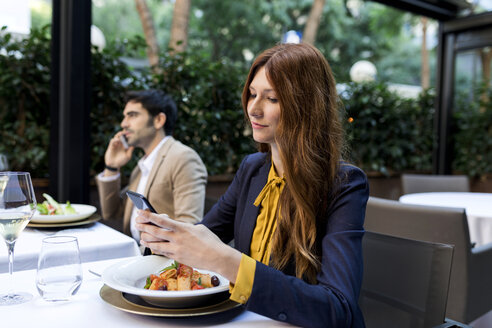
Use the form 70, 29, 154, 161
0, 292, 32, 306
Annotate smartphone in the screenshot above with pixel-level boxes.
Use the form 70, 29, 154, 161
120, 135, 129, 149
126, 191, 157, 213
126, 191, 156, 256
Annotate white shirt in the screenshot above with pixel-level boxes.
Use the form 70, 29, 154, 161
97, 136, 170, 241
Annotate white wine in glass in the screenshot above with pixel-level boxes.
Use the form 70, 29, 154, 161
0, 172, 36, 305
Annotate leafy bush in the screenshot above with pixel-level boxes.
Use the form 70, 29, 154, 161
0, 26, 253, 179
1, 26, 489, 180
343, 82, 435, 176
0, 26, 145, 178
150, 51, 255, 175
90, 36, 149, 177
453, 84, 492, 177
0, 26, 51, 177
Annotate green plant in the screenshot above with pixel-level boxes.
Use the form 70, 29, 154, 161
453, 84, 492, 177
343, 82, 434, 175
2, 25, 489, 181
0, 25, 51, 177
90, 36, 149, 178
150, 51, 255, 175
0, 26, 253, 178
0, 26, 146, 179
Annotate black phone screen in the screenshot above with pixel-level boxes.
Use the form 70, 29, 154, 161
126, 191, 157, 213
126, 190, 156, 256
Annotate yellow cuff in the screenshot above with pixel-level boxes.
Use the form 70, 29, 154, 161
229, 254, 256, 304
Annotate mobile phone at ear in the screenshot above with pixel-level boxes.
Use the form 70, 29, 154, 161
120, 135, 129, 149
126, 191, 157, 213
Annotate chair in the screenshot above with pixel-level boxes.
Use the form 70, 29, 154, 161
360, 231, 456, 328
365, 197, 492, 323
401, 174, 470, 194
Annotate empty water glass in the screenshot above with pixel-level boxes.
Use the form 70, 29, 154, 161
36, 236, 83, 301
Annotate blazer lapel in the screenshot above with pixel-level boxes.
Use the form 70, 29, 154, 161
237, 158, 271, 254
144, 137, 175, 196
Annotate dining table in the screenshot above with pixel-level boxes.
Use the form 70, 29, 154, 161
0, 256, 291, 328
399, 192, 492, 247
0, 221, 141, 273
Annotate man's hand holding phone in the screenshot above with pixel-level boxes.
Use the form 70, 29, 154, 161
119, 134, 129, 149
103, 132, 133, 175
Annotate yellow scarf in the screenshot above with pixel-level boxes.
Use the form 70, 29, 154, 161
250, 164, 285, 265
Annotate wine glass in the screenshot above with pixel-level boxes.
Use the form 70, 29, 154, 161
0, 172, 36, 305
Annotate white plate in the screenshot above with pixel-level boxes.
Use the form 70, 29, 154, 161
102, 255, 229, 308
31, 204, 97, 223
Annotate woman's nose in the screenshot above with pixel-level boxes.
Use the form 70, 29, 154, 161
248, 99, 262, 117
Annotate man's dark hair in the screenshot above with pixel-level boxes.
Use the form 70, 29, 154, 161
125, 89, 177, 135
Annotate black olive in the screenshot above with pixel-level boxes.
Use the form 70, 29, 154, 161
158, 285, 167, 291
211, 275, 220, 287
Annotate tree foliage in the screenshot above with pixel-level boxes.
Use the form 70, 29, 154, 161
0, 25, 51, 176
26, 0, 436, 85
1, 25, 490, 179
0, 26, 252, 178
343, 82, 435, 175
149, 51, 255, 175
91, 0, 174, 54
453, 84, 492, 177
89, 0, 429, 84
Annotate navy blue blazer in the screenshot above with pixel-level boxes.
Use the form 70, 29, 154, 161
202, 152, 368, 328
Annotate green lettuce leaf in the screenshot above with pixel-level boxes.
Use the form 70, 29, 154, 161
64, 201, 77, 214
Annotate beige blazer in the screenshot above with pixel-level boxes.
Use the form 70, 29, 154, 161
96, 137, 207, 236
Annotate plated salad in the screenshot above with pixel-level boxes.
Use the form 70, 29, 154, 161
36, 193, 77, 215
144, 261, 220, 291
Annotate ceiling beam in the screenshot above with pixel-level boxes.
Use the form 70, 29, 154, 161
370, 0, 471, 21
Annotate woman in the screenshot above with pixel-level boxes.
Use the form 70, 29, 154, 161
136, 43, 368, 327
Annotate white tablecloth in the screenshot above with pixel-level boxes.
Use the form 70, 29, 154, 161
399, 192, 492, 247
0, 222, 141, 273
0, 257, 290, 328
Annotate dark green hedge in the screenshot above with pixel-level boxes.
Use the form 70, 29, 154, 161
343, 82, 435, 176
0, 26, 51, 177
0, 26, 253, 179
1, 26, 490, 179
150, 51, 254, 175
453, 84, 492, 177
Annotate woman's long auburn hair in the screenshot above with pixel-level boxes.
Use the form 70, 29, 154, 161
241, 43, 344, 283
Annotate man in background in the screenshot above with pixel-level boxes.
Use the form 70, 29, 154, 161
96, 89, 207, 241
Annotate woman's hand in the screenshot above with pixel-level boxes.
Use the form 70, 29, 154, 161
135, 210, 242, 283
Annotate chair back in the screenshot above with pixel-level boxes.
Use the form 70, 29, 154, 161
364, 197, 472, 321
401, 174, 470, 194
360, 231, 454, 328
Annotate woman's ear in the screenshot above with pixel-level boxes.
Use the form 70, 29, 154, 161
154, 112, 167, 130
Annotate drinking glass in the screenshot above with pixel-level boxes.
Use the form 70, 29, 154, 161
36, 236, 83, 301
0, 171, 36, 305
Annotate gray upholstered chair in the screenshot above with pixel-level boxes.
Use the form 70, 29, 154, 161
360, 231, 455, 328
364, 197, 492, 323
401, 173, 470, 194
